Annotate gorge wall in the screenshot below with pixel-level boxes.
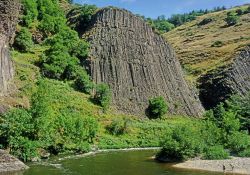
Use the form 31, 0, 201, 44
0, 0, 20, 95
199, 46, 250, 109
84, 7, 204, 117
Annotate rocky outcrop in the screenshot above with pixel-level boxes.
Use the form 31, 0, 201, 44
0, 0, 20, 95
199, 46, 250, 109
84, 7, 204, 117
0, 149, 28, 173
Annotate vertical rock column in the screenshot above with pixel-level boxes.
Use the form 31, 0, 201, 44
0, 0, 20, 95
85, 7, 204, 117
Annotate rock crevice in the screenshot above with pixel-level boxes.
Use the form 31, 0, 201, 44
85, 7, 204, 116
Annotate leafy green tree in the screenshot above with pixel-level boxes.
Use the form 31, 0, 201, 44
0, 108, 38, 161
226, 93, 250, 133
74, 69, 93, 94
158, 125, 204, 161
227, 131, 250, 153
41, 45, 73, 79
147, 96, 168, 119
38, 15, 66, 36
225, 12, 239, 26
67, 4, 98, 32
14, 28, 34, 52
94, 83, 111, 111
22, 0, 38, 27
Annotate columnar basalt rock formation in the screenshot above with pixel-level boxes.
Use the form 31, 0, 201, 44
84, 7, 204, 117
0, 0, 20, 95
199, 46, 250, 109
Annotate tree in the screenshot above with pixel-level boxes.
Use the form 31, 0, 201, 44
74, 69, 93, 94
14, 28, 34, 52
22, 0, 38, 27
225, 12, 239, 26
94, 83, 111, 111
226, 93, 250, 133
67, 4, 98, 33
147, 96, 168, 119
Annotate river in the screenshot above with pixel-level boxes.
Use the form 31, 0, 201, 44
7, 150, 223, 175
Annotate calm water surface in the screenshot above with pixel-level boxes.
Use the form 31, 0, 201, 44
9, 150, 223, 175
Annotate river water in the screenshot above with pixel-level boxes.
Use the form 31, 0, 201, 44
11, 150, 223, 175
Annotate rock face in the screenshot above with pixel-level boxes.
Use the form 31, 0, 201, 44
0, 149, 28, 173
84, 7, 204, 117
199, 46, 250, 109
0, 0, 20, 95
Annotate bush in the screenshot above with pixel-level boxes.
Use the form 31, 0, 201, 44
203, 145, 229, 160
198, 18, 213, 26
0, 108, 38, 161
74, 70, 93, 94
238, 147, 250, 157
94, 83, 111, 111
147, 96, 168, 119
106, 119, 129, 136
211, 41, 224, 47
236, 9, 244, 16
14, 28, 34, 52
158, 125, 204, 161
225, 12, 239, 26
227, 131, 250, 153
245, 6, 250, 14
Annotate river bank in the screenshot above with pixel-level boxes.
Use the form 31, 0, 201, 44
174, 157, 250, 174
0, 150, 28, 173
58, 147, 161, 161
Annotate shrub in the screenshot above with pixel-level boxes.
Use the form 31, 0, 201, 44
106, 119, 129, 136
236, 9, 244, 16
94, 83, 111, 111
245, 6, 250, 14
147, 96, 168, 119
227, 131, 250, 153
158, 125, 204, 161
74, 70, 93, 94
238, 147, 250, 157
225, 12, 239, 26
198, 18, 213, 26
14, 28, 34, 52
211, 41, 224, 47
203, 145, 229, 160
0, 108, 38, 161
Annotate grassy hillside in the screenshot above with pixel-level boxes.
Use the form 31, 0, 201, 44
164, 5, 250, 85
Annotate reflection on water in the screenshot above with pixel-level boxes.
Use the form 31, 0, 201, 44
3, 150, 223, 175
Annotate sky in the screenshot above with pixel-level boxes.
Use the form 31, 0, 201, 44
73, 0, 250, 18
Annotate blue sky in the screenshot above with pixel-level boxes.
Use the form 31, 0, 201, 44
74, 0, 250, 18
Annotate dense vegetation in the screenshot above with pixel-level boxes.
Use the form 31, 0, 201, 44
157, 93, 250, 161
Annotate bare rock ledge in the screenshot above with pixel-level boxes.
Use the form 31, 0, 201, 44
0, 150, 28, 173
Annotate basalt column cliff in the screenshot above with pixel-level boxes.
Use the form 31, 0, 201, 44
84, 8, 204, 116
0, 0, 20, 95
